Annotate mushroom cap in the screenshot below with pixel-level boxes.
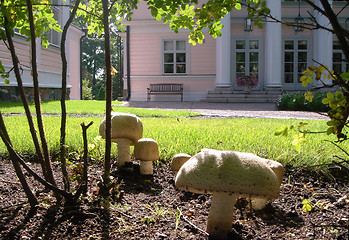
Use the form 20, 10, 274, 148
134, 138, 159, 161
170, 153, 191, 172
99, 112, 143, 145
175, 149, 280, 200
264, 159, 284, 186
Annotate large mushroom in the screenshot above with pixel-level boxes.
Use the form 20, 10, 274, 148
133, 138, 159, 175
99, 112, 143, 167
175, 149, 280, 240
251, 158, 284, 210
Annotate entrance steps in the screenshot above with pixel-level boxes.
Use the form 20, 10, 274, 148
201, 87, 282, 103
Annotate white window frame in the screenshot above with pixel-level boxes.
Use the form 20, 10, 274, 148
161, 38, 190, 75
47, 0, 61, 47
231, 37, 264, 90
282, 37, 312, 90
333, 40, 348, 74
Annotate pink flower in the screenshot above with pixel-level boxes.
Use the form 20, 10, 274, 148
236, 74, 258, 87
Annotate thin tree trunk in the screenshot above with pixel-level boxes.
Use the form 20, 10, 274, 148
81, 121, 94, 195
102, 0, 113, 187
25, 0, 57, 192
0, 112, 38, 209
59, 0, 81, 193
2, 2, 49, 182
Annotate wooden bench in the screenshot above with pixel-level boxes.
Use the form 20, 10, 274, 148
147, 83, 183, 102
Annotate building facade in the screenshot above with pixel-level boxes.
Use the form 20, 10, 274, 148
123, 0, 348, 102
0, 0, 84, 101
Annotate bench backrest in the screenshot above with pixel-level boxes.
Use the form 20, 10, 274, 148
149, 83, 183, 92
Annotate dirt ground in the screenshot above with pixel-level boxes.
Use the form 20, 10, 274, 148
0, 157, 348, 240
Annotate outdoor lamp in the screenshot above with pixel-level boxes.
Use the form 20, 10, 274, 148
294, 0, 304, 33
244, 18, 253, 32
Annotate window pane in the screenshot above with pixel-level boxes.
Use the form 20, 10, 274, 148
249, 40, 259, 49
298, 52, 307, 62
333, 41, 341, 50
333, 52, 342, 62
298, 40, 307, 49
236, 40, 245, 49
285, 41, 294, 50
236, 73, 244, 79
236, 52, 245, 62
250, 63, 259, 72
176, 41, 186, 50
176, 53, 186, 62
298, 63, 307, 73
164, 53, 173, 63
284, 74, 293, 83
250, 52, 258, 62
164, 41, 174, 51
333, 63, 341, 73
176, 64, 186, 73
236, 63, 245, 73
285, 52, 294, 62
285, 63, 293, 72
164, 64, 174, 73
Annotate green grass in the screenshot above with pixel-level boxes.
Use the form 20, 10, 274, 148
1, 114, 346, 168
0, 100, 199, 117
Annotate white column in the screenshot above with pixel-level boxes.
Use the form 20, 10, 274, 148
265, 0, 282, 89
215, 12, 231, 87
313, 0, 333, 86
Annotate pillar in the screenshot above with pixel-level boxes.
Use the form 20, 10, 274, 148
265, 0, 282, 89
215, 12, 231, 87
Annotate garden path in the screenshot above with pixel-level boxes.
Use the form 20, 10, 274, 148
121, 101, 329, 120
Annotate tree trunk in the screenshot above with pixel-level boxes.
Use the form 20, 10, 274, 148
81, 121, 94, 195
59, 0, 82, 193
25, 0, 57, 193
0, 112, 38, 209
102, 0, 113, 188
2, 3, 49, 182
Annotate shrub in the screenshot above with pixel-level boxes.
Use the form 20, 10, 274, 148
276, 92, 329, 112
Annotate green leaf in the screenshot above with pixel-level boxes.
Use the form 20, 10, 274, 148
235, 3, 241, 10
340, 71, 349, 80
4, 79, 10, 85
275, 125, 288, 137
292, 134, 306, 152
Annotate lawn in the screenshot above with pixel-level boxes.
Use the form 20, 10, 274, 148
0, 101, 346, 168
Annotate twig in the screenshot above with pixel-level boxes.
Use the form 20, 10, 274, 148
177, 207, 209, 236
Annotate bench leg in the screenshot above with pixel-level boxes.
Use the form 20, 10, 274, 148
181, 93, 183, 102
147, 94, 150, 102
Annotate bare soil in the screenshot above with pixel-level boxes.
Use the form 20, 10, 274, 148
0, 158, 348, 240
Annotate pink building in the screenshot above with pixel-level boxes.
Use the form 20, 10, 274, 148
0, 0, 84, 101
123, 0, 348, 102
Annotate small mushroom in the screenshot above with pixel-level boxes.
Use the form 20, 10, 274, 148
170, 153, 191, 174
134, 138, 159, 175
175, 149, 280, 240
99, 112, 143, 167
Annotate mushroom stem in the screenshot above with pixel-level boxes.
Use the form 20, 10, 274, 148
207, 192, 237, 240
139, 160, 153, 175
116, 138, 132, 167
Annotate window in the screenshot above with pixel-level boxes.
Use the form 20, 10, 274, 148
283, 40, 309, 85
163, 40, 187, 74
333, 41, 348, 74
235, 39, 260, 80
47, 0, 61, 46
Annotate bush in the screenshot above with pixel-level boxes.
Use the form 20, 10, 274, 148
276, 92, 330, 112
